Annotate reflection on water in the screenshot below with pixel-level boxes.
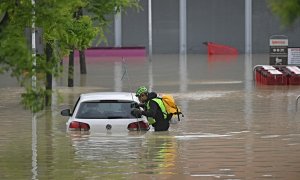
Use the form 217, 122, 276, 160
0, 54, 300, 179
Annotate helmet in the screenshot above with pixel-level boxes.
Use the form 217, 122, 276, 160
135, 86, 148, 97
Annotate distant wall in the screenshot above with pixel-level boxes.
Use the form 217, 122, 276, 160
187, 0, 244, 54
93, 0, 300, 54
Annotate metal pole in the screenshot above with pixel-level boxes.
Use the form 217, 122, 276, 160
31, 114, 37, 180
32, 0, 36, 89
148, 61, 153, 92
179, 53, 187, 92
148, 0, 152, 57
31, 1, 38, 179
245, 0, 252, 54
179, 0, 187, 54
244, 54, 253, 128
114, 9, 122, 47
179, 53, 188, 123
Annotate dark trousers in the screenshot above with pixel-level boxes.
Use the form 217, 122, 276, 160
152, 119, 170, 131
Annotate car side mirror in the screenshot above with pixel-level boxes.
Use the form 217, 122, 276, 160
61, 109, 71, 116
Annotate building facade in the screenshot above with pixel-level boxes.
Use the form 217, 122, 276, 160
95, 0, 300, 54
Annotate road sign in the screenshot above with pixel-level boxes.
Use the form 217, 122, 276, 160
269, 35, 288, 65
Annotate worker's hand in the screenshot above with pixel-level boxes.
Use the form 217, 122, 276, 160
131, 108, 142, 117
130, 102, 138, 108
138, 103, 146, 109
130, 102, 146, 109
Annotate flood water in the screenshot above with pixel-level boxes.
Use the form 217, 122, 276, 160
0, 54, 300, 179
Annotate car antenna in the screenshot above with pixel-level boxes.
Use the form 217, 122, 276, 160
121, 57, 141, 131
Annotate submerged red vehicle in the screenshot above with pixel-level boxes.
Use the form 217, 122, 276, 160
203, 42, 239, 55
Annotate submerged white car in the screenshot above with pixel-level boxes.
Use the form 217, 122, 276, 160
61, 92, 150, 133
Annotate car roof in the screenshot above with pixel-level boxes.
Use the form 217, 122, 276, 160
79, 92, 137, 102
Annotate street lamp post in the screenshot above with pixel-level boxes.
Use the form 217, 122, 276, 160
31, 0, 36, 90
31, 1, 38, 180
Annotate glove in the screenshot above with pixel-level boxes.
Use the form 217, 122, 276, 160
131, 108, 142, 117
130, 102, 138, 108
137, 103, 146, 109
130, 102, 146, 109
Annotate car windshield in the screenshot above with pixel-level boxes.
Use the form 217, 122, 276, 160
75, 100, 136, 119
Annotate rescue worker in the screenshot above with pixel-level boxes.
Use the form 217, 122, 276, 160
131, 86, 170, 131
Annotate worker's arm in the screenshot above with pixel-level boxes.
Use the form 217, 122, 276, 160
141, 100, 158, 117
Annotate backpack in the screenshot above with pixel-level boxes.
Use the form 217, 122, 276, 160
159, 94, 184, 121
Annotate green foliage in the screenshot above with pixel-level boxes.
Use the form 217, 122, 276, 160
0, 2, 32, 82
0, 0, 140, 113
21, 87, 51, 113
268, 0, 300, 26
62, 15, 98, 50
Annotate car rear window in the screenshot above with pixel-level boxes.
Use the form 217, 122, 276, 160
75, 100, 137, 119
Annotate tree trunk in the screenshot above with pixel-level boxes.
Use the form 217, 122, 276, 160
79, 50, 87, 74
68, 50, 74, 87
45, 43, 53, 105
0, 12, 9, 27
76, 7, 86, 75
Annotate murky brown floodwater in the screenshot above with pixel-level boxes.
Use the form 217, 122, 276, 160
0, 54, 300, 179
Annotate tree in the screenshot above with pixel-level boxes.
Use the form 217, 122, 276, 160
0, 0, 140, 112
268, 0, 300, 26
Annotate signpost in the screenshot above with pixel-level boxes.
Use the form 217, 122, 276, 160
269, 35, 288, 65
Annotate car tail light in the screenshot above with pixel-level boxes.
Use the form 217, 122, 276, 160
127, 121, 149, 131
69, 121, 90, 131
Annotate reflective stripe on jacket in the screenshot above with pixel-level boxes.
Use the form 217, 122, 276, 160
146, 98, 167, 125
